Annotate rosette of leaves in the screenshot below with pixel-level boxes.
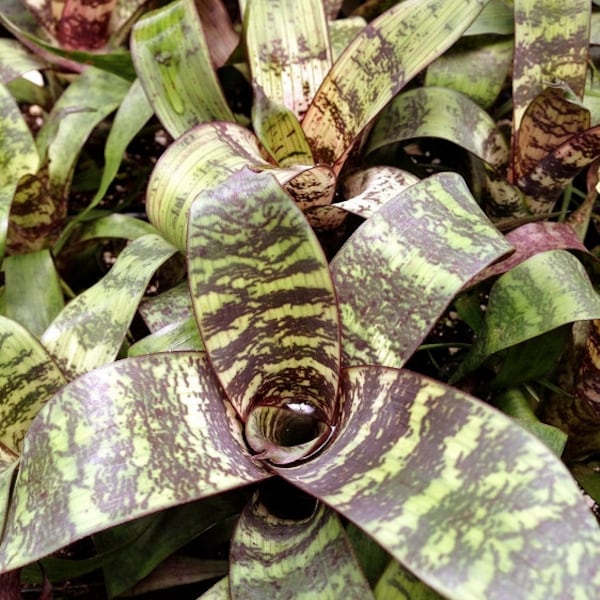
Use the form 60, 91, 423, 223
1, 167, 600, 599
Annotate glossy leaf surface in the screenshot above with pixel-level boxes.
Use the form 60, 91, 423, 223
230, 497, 372, 599
331, 173, 511, 369
0, 352, 269, 572
280, 366, 600, 599
187, 171, 340, 463
131, 0, 233, 138
302, 0, 488, 168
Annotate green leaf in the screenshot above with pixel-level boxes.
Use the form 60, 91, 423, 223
425, 38, 513, 109
138, 281, 193, 333
0, 81, 39, 260
0, 352, 269, 573
41, 233, 177, 378
0, 315, 66, 456
279, 366, 600, 599
302, 0, 488, 169
453, 250, 600, 381
96, 494, 244, 597
229, 496, 372, 599
375, 560, 445, 600
463, 0, 514, 36
128, 317, 204, 356
0, 38, 46, 84
187, 171, 340, 464
331, 172, 511, 369
35, 66, 131, 201
512, 0, 590, 131
366, 86, 509, 167
4, 249, 64, 336
245, 0, 332, 119
131, 0, 234, 138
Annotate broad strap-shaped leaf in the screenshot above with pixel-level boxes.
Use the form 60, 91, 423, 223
453, 249, 600, 381
229, 495, 372, 599
279, 366, 600, 599
375, 560, 446, 600
55, 78, 154, 251
35, 66, 130, 201
512, 84, 590, 183
138, 281, 193, 333
0, 315, 66, 456
331, 172, 511, 369
187, 170, 340, 464
425, 37, 513, 109
128, 317, 204, 357
466, 221, 588, 287
131, 0, 234, 138
0, 81, 39, 260
41, 233, 177, 378
0, 352, 269, 573
329, 17, 366, 61
245, 0, 332, 120
512, 0, 590, 132
251, 85, 314, 167
302, 0, 488, 169
366, 86, 509, 168
4, 249, 64, 336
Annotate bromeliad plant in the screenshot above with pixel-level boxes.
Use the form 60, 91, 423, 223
2, 169, 600, 599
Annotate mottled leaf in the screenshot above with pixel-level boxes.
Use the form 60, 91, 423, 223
454, 250, 600, 381
302, 0, 488, 169
512, 0, 589, 131
463, 0, 513, 36
0, 82, 39, 259
279, 366, 600, 599
245, 0, 332, 120
425, 37, 513, 109
4, 249, 64, 336
375, 560, 445, 600
41, 233, 177, 378
513, 85, 590, 183
0, 352, 269, 573
0, 315, 66, 456
366, 86, 509, 168
230, 497, 372, 599
131, 0, 234, 138
55, 0, 117, 50
128, 317, 203, 356
331, 173, 511, 369
187, 171, 340, 464
138, 281, 192, 333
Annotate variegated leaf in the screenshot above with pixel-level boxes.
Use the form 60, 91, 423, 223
187, 171, 340, 464
302, 0, 488, 170
366, 86, 509, 168
279, 366, 600, 599
131, 0, 234, 138
138, 281, 192, 333
331, 172, 511, 369
0, 315, 66, 456
0, 352, 269, 573
55, 0, 117, 50
245, 0, 332, 120
0, 38, 46, 84
128, 317, 203, 356
454, 249, 600, 381
230, 495, 372, 599
512, 0, 589, 131
41, 233, 177, 378
375, 559, 444, 600
4, 249, 63, 336
0, 81, 39, 260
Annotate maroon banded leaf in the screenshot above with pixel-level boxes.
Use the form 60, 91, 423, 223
0, 352, 269, 573
187, 170, 340, 464
229, 496, 372, 599
331, 172, 511, 369
278, 366, 600, 599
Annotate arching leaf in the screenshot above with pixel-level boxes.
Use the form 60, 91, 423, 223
0, 352, 269, 573
230, 497, 372, 599
280, 366, 600, 599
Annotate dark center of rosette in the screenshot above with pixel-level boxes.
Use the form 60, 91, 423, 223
245, 382, 334, 466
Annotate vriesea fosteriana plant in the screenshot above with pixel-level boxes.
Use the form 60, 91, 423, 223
1, 169, 600, 599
